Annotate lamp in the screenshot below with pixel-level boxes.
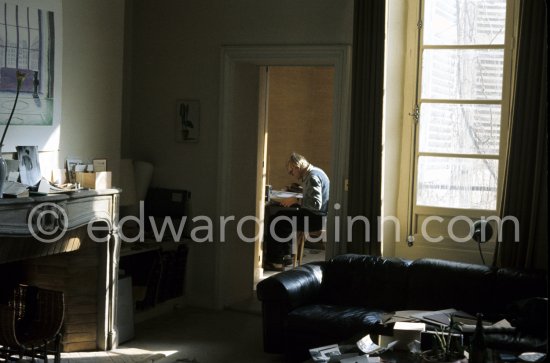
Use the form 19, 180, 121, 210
118, 159, 154, 218
472, 220, 494, 265
133, 161, 154, 204
119, 159, 137, 209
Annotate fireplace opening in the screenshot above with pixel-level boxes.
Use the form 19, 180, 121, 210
0, 227, 105, 352
0, 260, 25, 305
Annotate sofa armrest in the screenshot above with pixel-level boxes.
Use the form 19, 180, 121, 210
257, 263, 323, 308
256, 263, 324, 353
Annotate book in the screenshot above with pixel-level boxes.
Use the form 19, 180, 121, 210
2, 180, 30, 198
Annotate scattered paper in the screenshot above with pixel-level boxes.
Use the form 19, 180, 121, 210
356, 334, 398, 355
37, 178, 76, 194
459, 318, 513, 333
339, 355, 379, 363
270, 190, 303, 199
356, 335, 381, 354
518, 352, 546, 362
492, 319, 513, 329
328, 353, 364, 363
2, 180, 29, 198
385, 310, 432, 324
394, 322, 426, 331
310, 344, 342, 362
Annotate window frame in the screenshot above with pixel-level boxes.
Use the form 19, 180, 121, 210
397, 0, 519, 262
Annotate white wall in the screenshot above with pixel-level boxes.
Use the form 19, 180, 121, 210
59, 0, 125, 180
125, 0, 354, 307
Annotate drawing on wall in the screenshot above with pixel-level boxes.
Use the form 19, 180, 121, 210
175, 99, 200, 143
0, 0, 62, 152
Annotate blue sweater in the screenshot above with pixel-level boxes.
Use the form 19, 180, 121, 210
301, 166, 330, 215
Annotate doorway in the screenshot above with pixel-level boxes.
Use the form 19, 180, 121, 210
257, 66, 334, 283
217, 45, 351, 308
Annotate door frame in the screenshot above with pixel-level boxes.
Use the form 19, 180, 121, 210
216, 45, 352, 307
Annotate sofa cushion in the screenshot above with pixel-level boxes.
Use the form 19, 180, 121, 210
491, 268, 548, 315
406, 258, 495, 314
504, 297, 548, 336
319, 254, 410, 311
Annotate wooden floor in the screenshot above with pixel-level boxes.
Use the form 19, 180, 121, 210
0, 347, 176, 363
58, 348, 172, 362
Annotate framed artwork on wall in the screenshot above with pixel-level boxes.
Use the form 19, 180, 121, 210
175, 99, 200, 143
1, 0, 63, 152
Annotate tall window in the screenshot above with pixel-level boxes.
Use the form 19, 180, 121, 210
407, 0, 515, 255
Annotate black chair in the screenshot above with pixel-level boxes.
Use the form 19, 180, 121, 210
0, 284, 64, 362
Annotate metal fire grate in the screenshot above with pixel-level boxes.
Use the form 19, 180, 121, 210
0, 284, 64, 362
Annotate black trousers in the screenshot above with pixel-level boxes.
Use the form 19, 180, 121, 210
264, 206, 325, 264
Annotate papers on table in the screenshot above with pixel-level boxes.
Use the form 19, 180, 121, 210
308, 310, 516, 362
358, 334, 398, 355
36, 178, 77, 194
339, 355, 379, 363
309, 335, 397, 363
460, 318, 514, 333
269, 189, 303, 200
410, 308, 476, 327
518, 352, 547, 362
309, 344, 342, 362
384, 310, 431, 324
385, 308, 513, 333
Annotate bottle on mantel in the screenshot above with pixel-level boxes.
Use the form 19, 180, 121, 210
469, 313, 486, 363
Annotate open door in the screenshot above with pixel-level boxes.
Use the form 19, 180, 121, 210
253, 66, 269, 288
255, 66, 334, 285
217, 45, 352, 309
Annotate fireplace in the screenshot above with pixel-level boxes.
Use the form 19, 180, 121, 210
0, 190, 120, 352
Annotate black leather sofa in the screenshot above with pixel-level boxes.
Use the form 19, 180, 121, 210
256, 254, 548, 361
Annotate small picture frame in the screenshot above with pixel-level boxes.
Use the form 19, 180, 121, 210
93, 159, 107, 172
175, 99, 200, 142
66, 158, 82, 184
16, 146, 42, 186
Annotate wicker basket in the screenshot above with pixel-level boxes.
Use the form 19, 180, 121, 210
0, 284, 64, 362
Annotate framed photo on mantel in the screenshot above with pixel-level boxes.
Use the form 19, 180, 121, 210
175, 99, 200, 143
16, 146, 42, 186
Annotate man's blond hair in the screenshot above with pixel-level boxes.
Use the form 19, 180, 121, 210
287, 152, 310, 170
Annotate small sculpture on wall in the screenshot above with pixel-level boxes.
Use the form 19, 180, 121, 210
176, 100, 200, 142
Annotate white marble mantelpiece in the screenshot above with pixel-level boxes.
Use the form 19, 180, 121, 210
0, 189, 121, 351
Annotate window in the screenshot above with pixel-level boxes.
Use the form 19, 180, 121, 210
404, 0, 516, 259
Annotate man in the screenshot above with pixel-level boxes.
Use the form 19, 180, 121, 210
264, 152, 330, 269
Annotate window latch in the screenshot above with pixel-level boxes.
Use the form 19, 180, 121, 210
409, 105, 420, 124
